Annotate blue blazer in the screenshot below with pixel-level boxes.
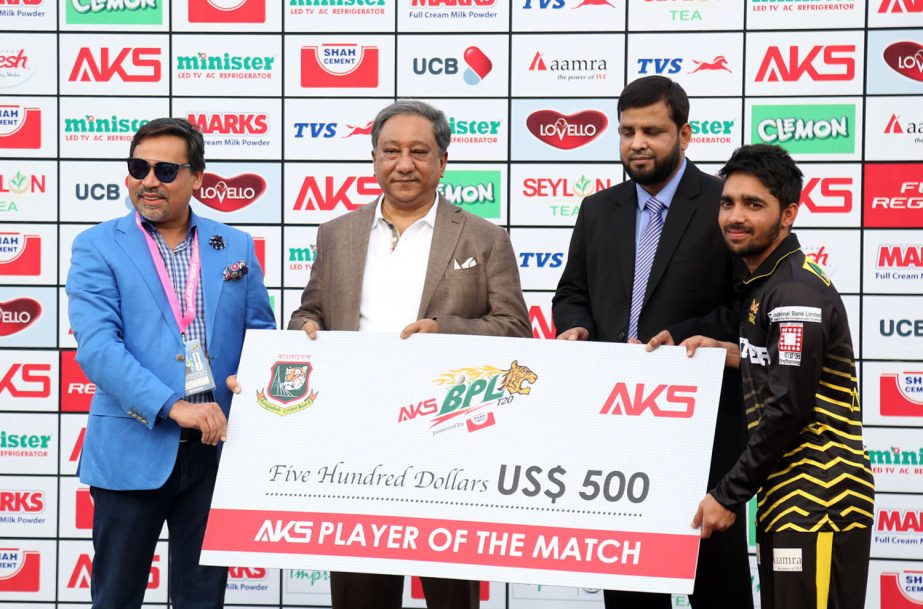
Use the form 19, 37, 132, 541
66, 210, 276, 490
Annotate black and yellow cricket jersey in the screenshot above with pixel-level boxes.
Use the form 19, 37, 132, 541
711, 234, 875, 533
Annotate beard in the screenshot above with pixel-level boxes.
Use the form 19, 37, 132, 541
624, 142, 682, 187
724, 220, 783, 259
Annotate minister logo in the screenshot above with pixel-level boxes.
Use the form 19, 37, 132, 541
0, 105, 41, 149
66, 0, 162, 25
397, 360, 538, 434
257, 361, 318, 416
189, 0, 265, 22
301, 44, 378, 88
751, 104, 855, 154
175, 52, 276, 81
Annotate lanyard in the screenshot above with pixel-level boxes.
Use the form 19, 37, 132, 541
135, 212, 201, 337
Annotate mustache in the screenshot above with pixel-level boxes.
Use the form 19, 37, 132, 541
138, 187, 167, 199
724, 224, 753, 233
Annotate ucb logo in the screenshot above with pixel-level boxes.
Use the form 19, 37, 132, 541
75, 183, 120, 201
413, 57, 457, 75
599, 383, 697, 418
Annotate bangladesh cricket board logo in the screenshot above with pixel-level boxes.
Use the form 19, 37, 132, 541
256, 361, 318, 416
398, 360, 538, 433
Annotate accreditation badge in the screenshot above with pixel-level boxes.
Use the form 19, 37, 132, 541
185, 338, 217, 396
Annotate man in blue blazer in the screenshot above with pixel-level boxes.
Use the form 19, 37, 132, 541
66, 117, 276, 609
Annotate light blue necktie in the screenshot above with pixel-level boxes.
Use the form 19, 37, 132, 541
628, 196, 665, 340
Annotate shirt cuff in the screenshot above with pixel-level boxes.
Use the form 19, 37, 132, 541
159, 393, 183, 420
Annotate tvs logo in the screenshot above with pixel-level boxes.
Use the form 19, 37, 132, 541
884, 41, 923, 82
68, 553, 160, 590
864, 165, 923, 227
61, 351, 94, 412
68, 47, 161, 83
878, 0, 923, 13
880, 371, 923, 417
398, 360, 538, 433
526, 110, 608, 150
0, 297, 40, 336
194, 173, 266, 212
0, 490, 44, 513
292, 175, 380, 212
187, 113, 268, 135
0, 232, 40, 276
256, 361, 317, 416
0, 362, 51, 398
0, 106, 40, 149
189, 0, 265, 22
292, 121, 373, 139
0, 549, 40, 592
300, 45, 378, 88
689, 56, 732, 73
755, 45, 856, 82
519, 252, 563, 268
800, 177, 853, 213
637, 57, 682, 75
881, 571, 923, 608
599, 383, 697, 418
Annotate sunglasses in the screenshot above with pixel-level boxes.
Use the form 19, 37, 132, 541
126, 158, 192, 184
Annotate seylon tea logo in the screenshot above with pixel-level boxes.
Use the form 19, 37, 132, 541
751, 104, 856, 154
526, 109, 608, 150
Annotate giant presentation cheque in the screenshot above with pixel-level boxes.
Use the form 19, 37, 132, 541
202, 330, 726, 594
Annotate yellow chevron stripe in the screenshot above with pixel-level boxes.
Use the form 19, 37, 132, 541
805, 423, 864, 442
842, 521, 869, 531
822, 366, 856, 381
815, 392, 854, 410
826, 353, 855, 366
783, 440, 867, 459
758, 472, 875, 511
759, 488, 874, 525
839, 506, 874, 520
765, 455, 872, 482
748, 420, 759, 430
818, 380, 853, 395
814, 406, 863, 426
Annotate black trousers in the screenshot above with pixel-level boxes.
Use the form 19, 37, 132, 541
330, 572, 479, 609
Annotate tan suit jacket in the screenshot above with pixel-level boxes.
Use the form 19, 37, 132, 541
288, 195, 530, 338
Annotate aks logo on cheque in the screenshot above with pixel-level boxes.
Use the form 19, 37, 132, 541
398, 360, 538, 433
257, 361, 318, 416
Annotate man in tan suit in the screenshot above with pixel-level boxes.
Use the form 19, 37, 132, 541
288, 100, 531, 609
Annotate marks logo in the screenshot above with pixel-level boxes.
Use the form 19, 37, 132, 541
0, 232, 40, 276
301, 45, 378, 88
398, 360, 538, 433
0, 548, 40, 592
257, 361, 318, 416
189, 0, 266, 22
0, 297, 40, 336
0, 105, 40, 149
195, 172, 266, 212
881, 371, 923, 417
187, 113, 268, 135
526, 109, 608, 150
881, 570, 923, 608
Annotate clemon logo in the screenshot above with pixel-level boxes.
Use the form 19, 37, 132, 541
398, 360, 538, 433
256, 361, 318, 416
751, 104, 855, 154
437, 170, 500, 219
67, 0, 162, 25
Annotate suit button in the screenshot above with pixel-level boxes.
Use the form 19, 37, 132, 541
618, 331, 626, 341
176, 354, 185, 362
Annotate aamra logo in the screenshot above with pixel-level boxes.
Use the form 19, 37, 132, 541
880, 371, 923, 417
397, 360, 538, 433
301, 44, 378, 88
257, 361, 318, 416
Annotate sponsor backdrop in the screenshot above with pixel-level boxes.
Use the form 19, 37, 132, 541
0, 0, 920, 607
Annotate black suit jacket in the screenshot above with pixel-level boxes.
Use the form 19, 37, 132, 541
553, 161, 753, 607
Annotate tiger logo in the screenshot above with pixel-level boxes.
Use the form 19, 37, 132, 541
501, 360, 538, 396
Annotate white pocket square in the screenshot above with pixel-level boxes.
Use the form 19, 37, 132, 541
453, 256, 478, 270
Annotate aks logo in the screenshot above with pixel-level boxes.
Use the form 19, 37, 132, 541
68, 47, 161, 83
0, 105, 40, 149
0, 49, 33, 89
526, 109, 608, 150
755, 45, 856, 82
0, 297, 40, 336
256, 361, 318, 416
884, 42, 923, 82
0, 549, 40, 592
189, 0, 266, 22
880, 571, 923, 608
689, 55, 732, 73
599, 383, 697, 418
398, 360, 538, 433
292, 175, 380, 212
0, 232, 40, 276
878, 0, 923, 13
300, 44, 378, 88
187, 113, 268, 135
194, 173, 266, 212
880, 371, 923, 417
800, 177, 853, 213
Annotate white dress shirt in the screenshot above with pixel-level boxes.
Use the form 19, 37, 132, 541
358, 196, 439, 332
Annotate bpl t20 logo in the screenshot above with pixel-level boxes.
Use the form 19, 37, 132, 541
256, 361, 318, 416
398, 360, 538, 433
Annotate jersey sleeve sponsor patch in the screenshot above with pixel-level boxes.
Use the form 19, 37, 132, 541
778, 323, 803, 367
768, 306, 822, 324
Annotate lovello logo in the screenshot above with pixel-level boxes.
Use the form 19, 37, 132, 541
599, 383, 697, 418
878, 0, 923, 13
175, 52, 275, 79
194, 172, 266, 212
187, 113, 268, 135
67, 0, 162, 25
61, 351, 95, 413
0, 549, 40, 592
437, 170, 501, 219
755, 45, 856, 82
880, 371, 923, 417
751, 104, 855, 154
0, 105, 40, 149
864, 164, 923, 227
884, 41, 923, 82
526, 109, 608, 150
0, 490, 45, 513
292, 175, 380, 212
0, 232, 40, 276
413, 47, 492, 85
68, 47, 161, 83
189, 0, 265, 22
256, 361, 318, 416
0, 48, 33, 89
0, 297, 40, 336
880, 571, 923, 608
528, 51, 608, 81
800, 176, 853, 213
397, 360, 538, 433
300, 44, 378, 88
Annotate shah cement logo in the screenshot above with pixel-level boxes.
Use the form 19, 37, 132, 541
0, 232, 40, 276
0, 548, 40, 592
751, 104, 855, 154
397, 360, 538, 433
0, 105, 40, 149
881, 371, 923, 417
300, 44, 379, 88
256, 361, 318, 416
437, 170, 500, 219
0, 48, 33, 89
881, 570, 923, 608
194, 172, 266, 212
66, 0, 162, 25
189, 0, 266, 23
175, 52, 276, 81
526, 109, 608, 150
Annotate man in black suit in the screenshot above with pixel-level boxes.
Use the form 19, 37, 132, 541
552, 76, 753, 609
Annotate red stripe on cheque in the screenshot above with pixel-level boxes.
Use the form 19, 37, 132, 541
203, 509, 698, 579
